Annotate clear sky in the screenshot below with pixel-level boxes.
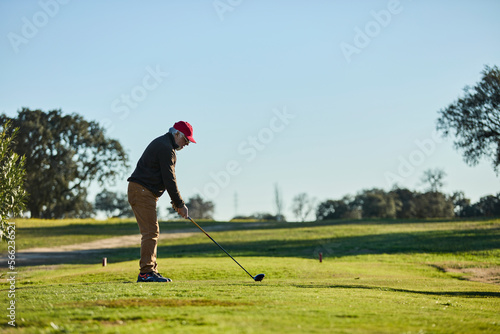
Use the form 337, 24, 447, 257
1, 0, 500, 221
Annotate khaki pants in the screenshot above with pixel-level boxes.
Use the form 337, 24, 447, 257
128, 182, 159, 273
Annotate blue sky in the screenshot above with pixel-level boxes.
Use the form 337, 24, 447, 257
1, 0, 500, 220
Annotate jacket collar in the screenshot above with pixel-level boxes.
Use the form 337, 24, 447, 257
167, 132, 180, 150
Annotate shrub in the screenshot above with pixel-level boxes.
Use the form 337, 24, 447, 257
0, 121, 28, 240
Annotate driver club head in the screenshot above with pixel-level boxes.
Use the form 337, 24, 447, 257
253, 273, 265, 282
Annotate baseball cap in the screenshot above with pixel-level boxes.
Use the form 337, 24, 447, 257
173, 121, 196, 143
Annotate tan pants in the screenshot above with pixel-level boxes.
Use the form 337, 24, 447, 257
128, 182, 159, 273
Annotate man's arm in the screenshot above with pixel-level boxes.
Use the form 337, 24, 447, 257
160, 148, 187, 217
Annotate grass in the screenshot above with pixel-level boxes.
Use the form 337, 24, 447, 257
1, 218, 499, 333
8, 218, 253, 250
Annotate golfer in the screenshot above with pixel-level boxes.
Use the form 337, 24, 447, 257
127, 121, 196, 283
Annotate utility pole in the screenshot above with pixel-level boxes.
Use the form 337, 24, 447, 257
234, 191, 238, 217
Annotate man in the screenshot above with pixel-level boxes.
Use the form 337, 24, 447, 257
127, 121, 196, 283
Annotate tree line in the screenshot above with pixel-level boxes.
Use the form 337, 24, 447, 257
315, 167, 500, 220
233, 170, 500, 222
315, 187, 500, 221
94, 171, 500, 221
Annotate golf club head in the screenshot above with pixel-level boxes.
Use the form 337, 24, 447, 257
253, 273, 265, 282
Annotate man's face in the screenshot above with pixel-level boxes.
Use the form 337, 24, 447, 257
175, 132, 190, 151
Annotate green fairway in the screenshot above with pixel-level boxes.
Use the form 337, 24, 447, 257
1, 218, 499, 333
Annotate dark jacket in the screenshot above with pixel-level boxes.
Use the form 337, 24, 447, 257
128, 133, 184, 208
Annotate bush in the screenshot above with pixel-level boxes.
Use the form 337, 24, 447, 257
0, 121, 27, 240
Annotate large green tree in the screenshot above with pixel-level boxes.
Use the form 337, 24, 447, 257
437, 65, 500, 172
0, 121, 27, 240
0, 108, 129, 218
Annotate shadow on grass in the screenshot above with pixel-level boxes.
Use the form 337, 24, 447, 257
19, 222, 141, 238
155, 226, 500, 259
17, 247, 139, 266
17, 226, 500, 266
292, 284, 500, 298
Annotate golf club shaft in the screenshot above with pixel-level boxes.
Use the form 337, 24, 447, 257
187, 216, 254, 279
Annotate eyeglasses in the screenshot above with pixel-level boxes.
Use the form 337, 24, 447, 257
180, 132, 189, 145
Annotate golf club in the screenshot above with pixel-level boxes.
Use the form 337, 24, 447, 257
187, 216, 265, 282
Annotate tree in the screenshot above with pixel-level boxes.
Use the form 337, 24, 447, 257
436, 65, 500, 172
455, 193, 500, 217
316, 196, 359, 220
316, 199, 342, 221
95, 190, 133, 218
460, 203, 482, 218
0, 108, 129, 218
473, 194, 500, 217
231, 213, 284, 221
451, 191, 471, 217
414, 192, 454, 219
420, 168, 446, 192
355, 188, 397, 219
291, 193, 316, 222
274, 183, 284, 222
242, 213, 276, 221
186, 194, 215, 219
0, 121, 28, 241
389, 187, 417, 219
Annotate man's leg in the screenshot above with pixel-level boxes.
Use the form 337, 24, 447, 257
128, 182, 159, 273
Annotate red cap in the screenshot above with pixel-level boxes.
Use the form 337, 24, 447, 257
173, 121, 196, 143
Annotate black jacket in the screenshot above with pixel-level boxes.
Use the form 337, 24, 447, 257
128, 133, 184, 208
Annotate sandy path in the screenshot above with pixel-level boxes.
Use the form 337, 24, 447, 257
9, 223, 263, 266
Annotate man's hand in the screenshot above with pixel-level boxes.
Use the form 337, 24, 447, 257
176, 204, 188, 218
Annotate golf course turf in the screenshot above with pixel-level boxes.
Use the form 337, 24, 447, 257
1, 218, 499, 333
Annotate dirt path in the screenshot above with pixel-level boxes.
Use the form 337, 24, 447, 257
10, 223, 264, 266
